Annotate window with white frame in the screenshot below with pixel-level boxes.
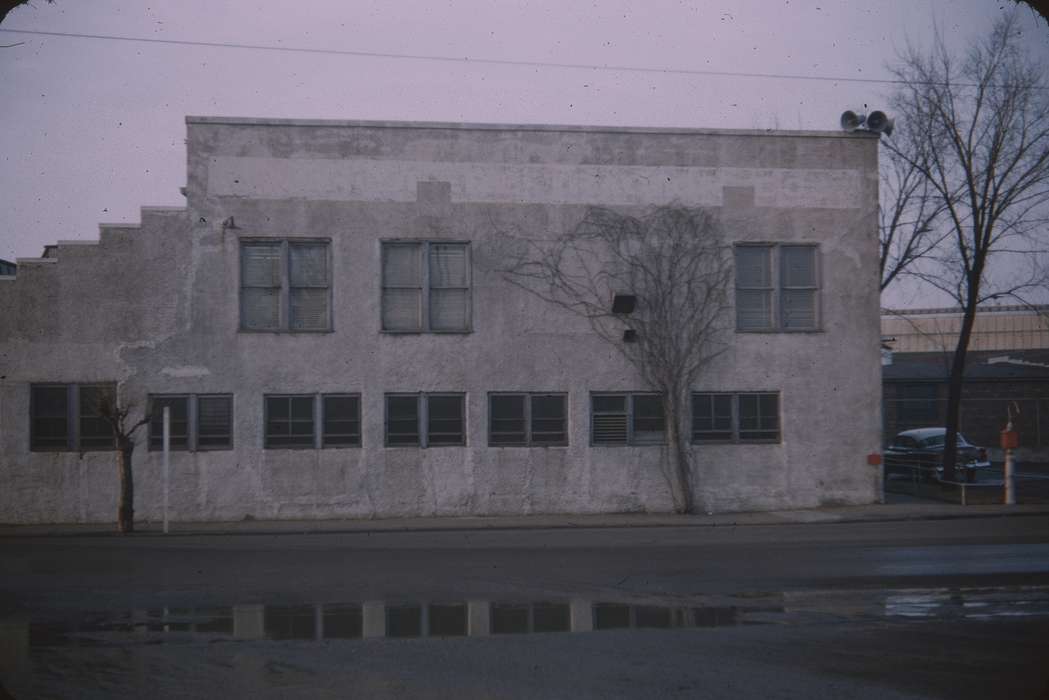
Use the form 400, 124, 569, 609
381, 241, 471, 332
692, 392, 780, 443
30, 383, 117, 452
264, 394, 361, 448
385, 393, 465, 446
735, 244, 818, 331
590, 393, 665, 446
148, 395, 233, 451
489, 393, 568, 446
240, 240, 331, 332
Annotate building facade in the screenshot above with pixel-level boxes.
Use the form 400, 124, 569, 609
0, 117, 882, 524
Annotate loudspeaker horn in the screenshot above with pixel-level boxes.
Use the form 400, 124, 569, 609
866, 110, 894, 136
840, 110, 864, 131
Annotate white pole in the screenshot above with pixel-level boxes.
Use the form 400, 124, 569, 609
163, 406, 170, 533
1004, 450, 1016, 505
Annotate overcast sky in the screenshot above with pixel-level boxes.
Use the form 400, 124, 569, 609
1, 1, 1047, 307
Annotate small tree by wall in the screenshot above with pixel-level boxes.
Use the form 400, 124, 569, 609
95, 393, 150, 533
498, 205, 732, 514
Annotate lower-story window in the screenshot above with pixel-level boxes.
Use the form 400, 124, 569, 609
30, 383, 117, 451
692, 392, 780, 443
148, 395, 233, 451
264, 394, 361, 448
590, 393, 665, 445
385, 393, 465, 447
489, 393, 568, 446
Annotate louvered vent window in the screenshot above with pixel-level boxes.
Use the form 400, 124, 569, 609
735, 244, 818, 331
382, 241, 470, 332
241, 240, 330, 332
149, 395, 233, 451
590, 393, 664, 446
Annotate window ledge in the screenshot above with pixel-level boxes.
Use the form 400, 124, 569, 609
380, 330, 473, 335
238, 329, 335, 334
735, 328, 823, 334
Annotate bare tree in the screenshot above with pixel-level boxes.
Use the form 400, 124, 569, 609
498, 205, 732, 514
96, 392, 150, 534
885, 11, 1049, 479
879, 140, 949, 292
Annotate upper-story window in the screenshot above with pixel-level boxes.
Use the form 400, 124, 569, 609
30, 383, 116, 451
240, 240, 331, 332
735, 244, 819, 331
382, 241, 471, 332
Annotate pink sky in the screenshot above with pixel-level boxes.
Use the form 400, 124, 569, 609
1, 1, 1046, 307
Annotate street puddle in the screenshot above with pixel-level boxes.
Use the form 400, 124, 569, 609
8, 585, 1049, 650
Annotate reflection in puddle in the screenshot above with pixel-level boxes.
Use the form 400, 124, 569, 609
7, 585, 1047, 652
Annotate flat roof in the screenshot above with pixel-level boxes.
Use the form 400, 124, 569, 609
185, 115, 875, 140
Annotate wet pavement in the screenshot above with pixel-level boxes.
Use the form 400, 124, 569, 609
3, 514, 1048, 698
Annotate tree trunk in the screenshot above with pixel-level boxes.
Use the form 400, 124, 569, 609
117, 438, 135, 534
942, 297, 978, 482
663, 389, 694, 514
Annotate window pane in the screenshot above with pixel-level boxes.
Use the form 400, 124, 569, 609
31, 386, 69, 450
197, 396, 232, 448
530, 395, 567, 445
242, 288, 281, 330
79, 385, 115, 450
241, 244, 282, 287
290, 288, 330, 331
739, 393, 779, 441
781, 290, 816, 329
428, 395, 464, 445
736, 290, 771, 329
632, 394, 665, 443
323, 396, 360, 447
692, 394, 733, 442
735, 247, 770, 287
290, 397, 314, 420
781, 246, 816, 287
149, 396, 190, 450
490, 395, 526, 445
289, 243, 328, 286
429, 289, 469, 331
383, 243, 421, 286
592, 395, 626, 413
429, 244, 468, 287
266, 397, 314, 448
382, 288, 422, 331
386, 396, 419, 445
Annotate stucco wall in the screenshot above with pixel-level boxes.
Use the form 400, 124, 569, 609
0, 118, 882, 524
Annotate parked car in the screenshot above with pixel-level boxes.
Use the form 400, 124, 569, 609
884, 427, 991, 483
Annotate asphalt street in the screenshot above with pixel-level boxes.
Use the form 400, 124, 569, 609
2, 516, 1048, 698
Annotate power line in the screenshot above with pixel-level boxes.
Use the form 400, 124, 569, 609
0, 27, 905, 86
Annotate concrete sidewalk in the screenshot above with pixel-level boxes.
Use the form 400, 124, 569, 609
2, 494, 1048, 538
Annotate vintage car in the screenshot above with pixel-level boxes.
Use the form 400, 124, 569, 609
884, 427, 991, 482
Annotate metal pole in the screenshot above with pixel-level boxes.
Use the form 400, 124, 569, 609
1004, 448, 1016, 505
163, 406, 170, 533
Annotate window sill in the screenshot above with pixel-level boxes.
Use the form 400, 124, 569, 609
239, 329, 335, 334
691, 440, 782, 445
380, 329, 473, 335
735, 328, 823, 334
489, 444, 570, 449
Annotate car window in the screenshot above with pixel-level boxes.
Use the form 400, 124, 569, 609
957, 434, 972, 446
893, 436, 918, 449
921, 434, 945, 448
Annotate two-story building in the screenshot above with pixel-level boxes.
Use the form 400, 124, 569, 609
0, 117, 882, 524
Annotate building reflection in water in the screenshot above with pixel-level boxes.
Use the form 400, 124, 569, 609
4, 599, 752, 651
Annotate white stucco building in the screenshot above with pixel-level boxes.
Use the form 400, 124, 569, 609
0, 117, 883, 524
